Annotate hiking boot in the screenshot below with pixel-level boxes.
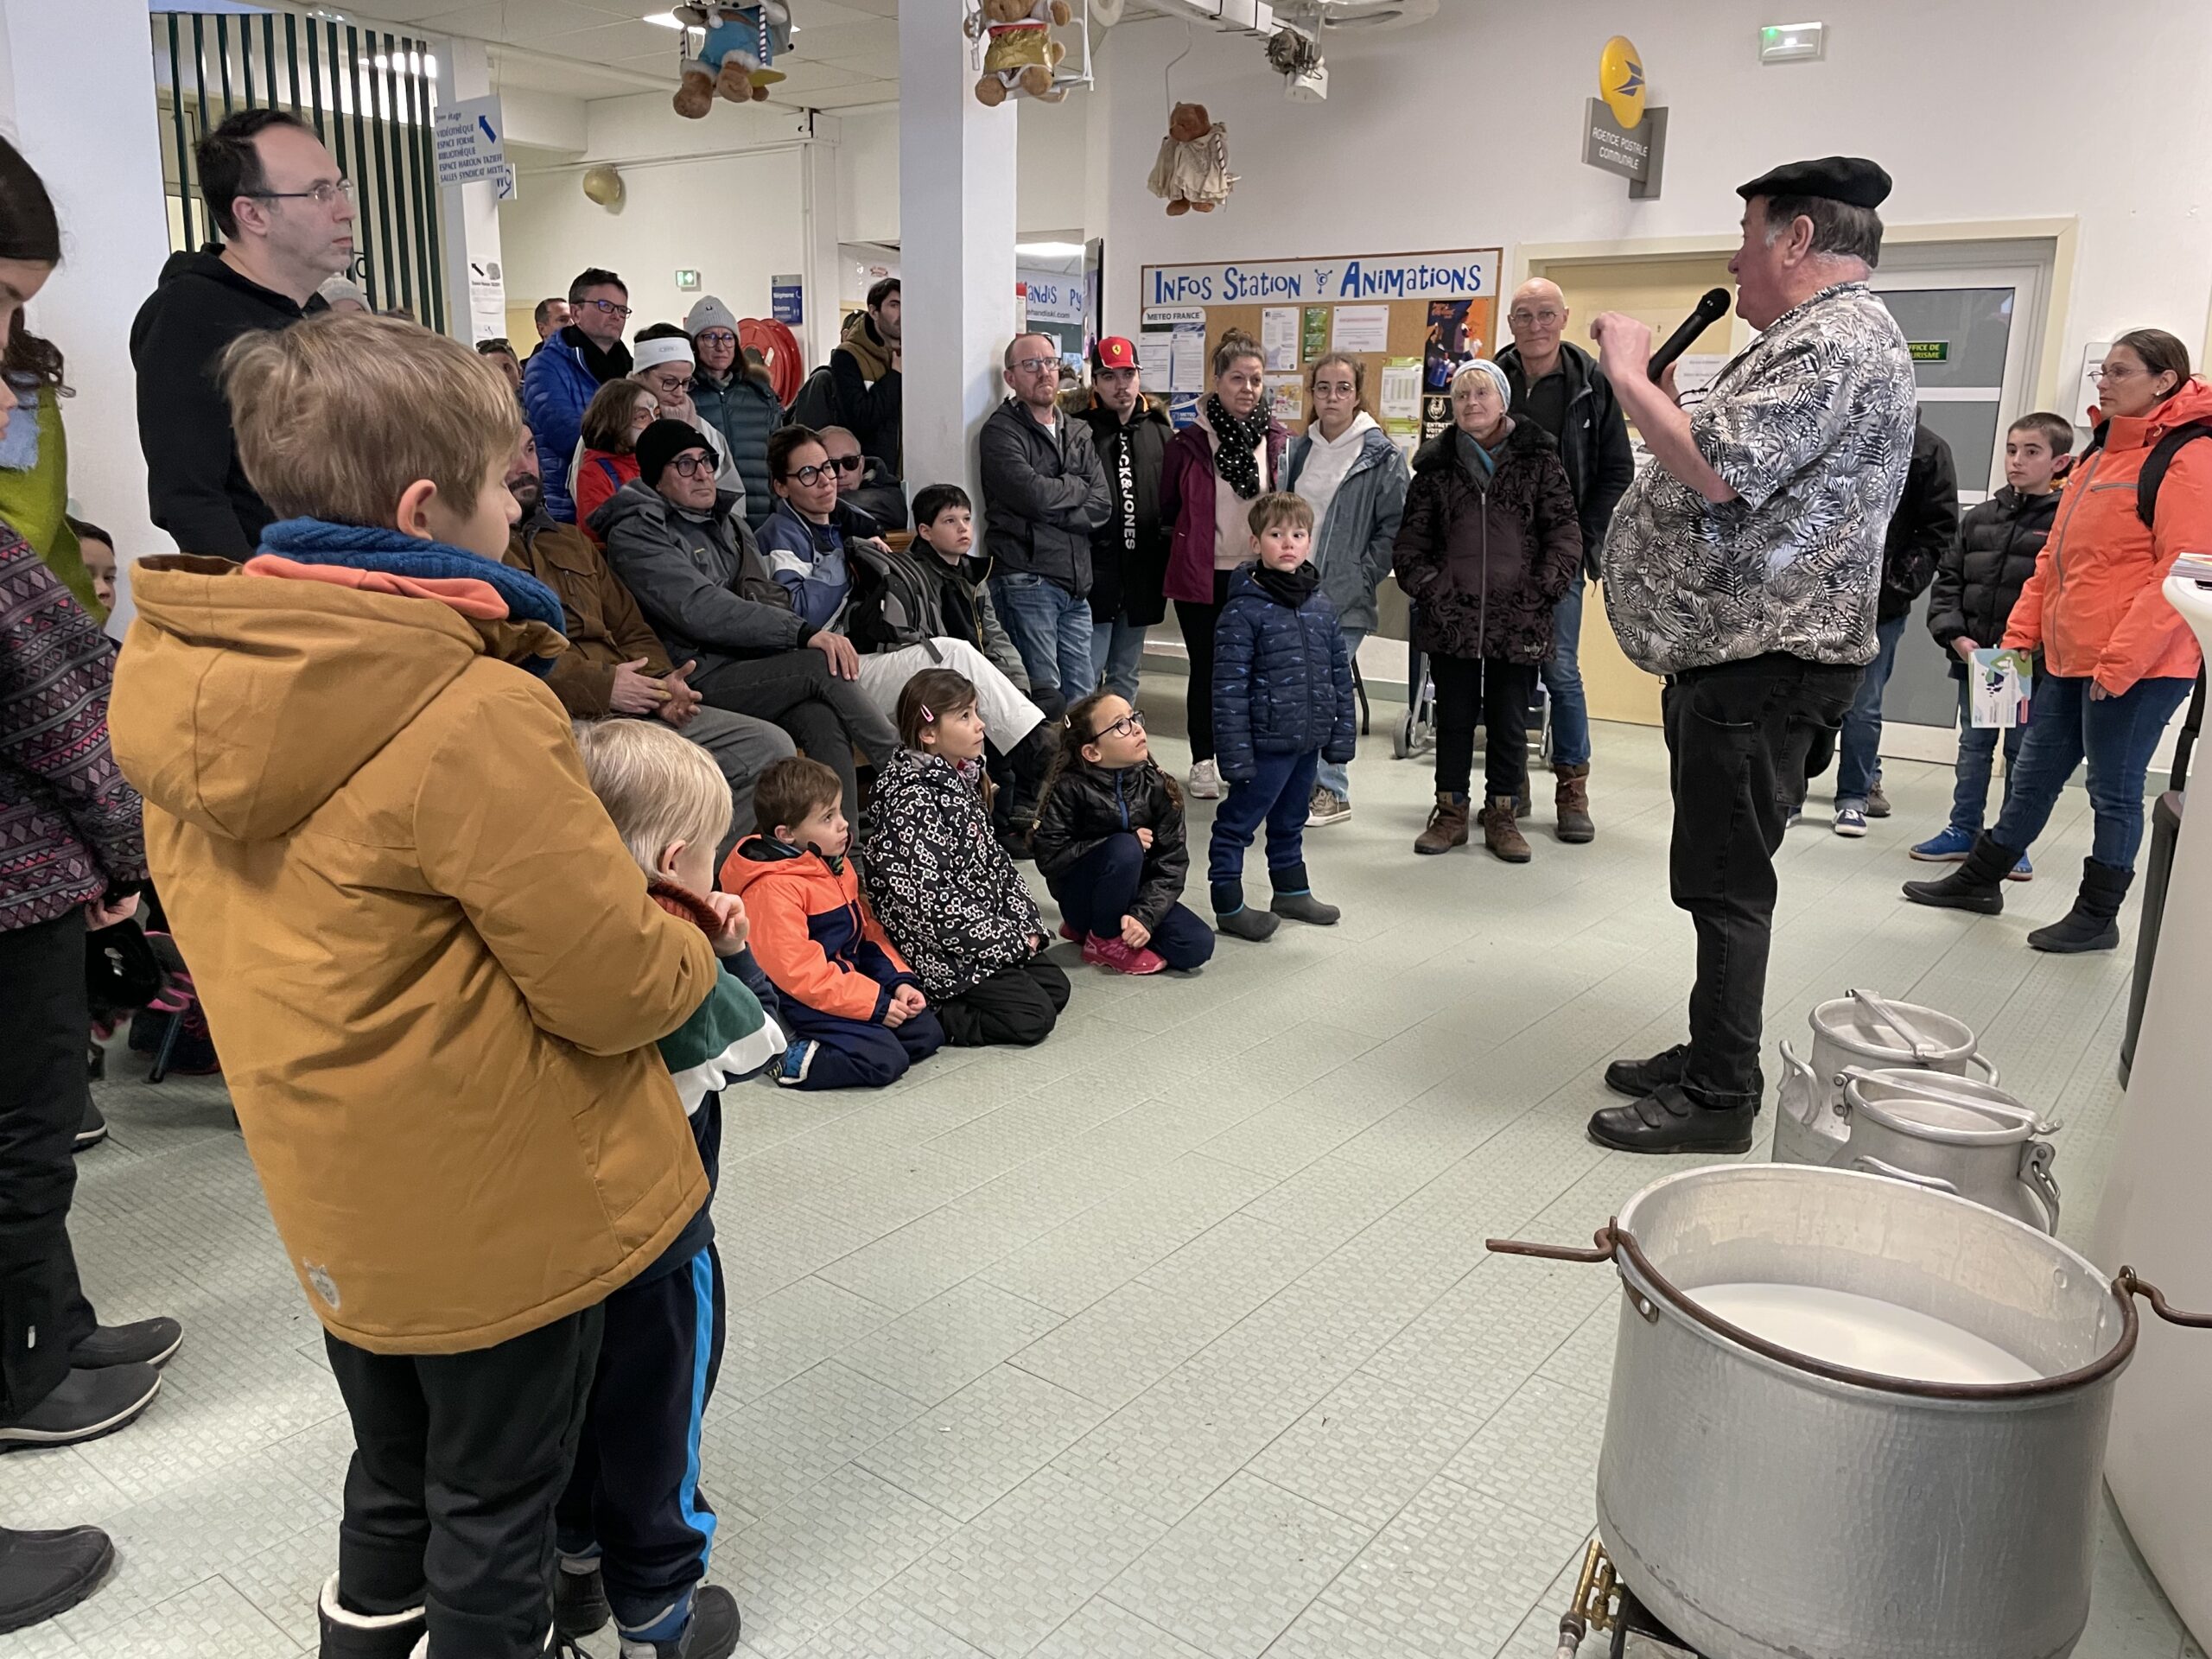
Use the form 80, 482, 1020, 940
1902, 833, 2019, 915
1605, 1043, 1689, 1099
1306, 785, 1351, 827
2027, 859, 2131, 953
1866, 781, 1892, 818
1268, 863, 1339, 925
1414, 792, 1469, 855
1554, 763, 1594, 843
72, 1318, 182, 1371
317, 1573, 426, 1658
1479, 798, 1532, 863
0, 1364, 162, 1449
553, 1558, 611, 1639
1587, 1085, 1757, 1154
1083, 935, 1166, 975
0, 1525, 113, 1635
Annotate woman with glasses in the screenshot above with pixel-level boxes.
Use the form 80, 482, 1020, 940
685, 296, 785, 534
572, 377, 660, 538
1905, 327, 2212, 952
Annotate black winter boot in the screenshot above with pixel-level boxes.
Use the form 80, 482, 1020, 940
315, 1574, 425, 1659
1268, 861, 1340, 925
2027, 859, 2133, 953
0, 1526, 112, 1634
1212, 881, 1279, 942
1901, 832, 2020, 914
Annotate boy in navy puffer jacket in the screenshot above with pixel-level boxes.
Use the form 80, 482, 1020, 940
1208, 493, 1356, 940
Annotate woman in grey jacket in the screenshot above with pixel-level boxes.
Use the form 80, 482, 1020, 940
1281, 353, 1409, 824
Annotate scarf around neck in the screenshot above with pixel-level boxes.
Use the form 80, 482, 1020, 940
1205, 396, 1269, 499
563, 324, 633, 385
1250, 558, 1320, 609
257, 518, 569, 644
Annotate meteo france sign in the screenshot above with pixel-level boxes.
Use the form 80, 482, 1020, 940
1141, 251, 1497, 308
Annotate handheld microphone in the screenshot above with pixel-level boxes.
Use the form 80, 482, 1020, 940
1648, 287, 1733, 384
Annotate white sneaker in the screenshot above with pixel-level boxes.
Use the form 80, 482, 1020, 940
1187, 759, 1223, 799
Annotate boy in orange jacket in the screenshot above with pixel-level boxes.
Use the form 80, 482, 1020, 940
721, 755, 944, 1086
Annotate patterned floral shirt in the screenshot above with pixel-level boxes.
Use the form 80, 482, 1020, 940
1599, 280, 1917, 676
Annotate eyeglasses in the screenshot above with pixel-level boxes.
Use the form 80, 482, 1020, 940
1312, 380, 1357, 397
1090, 709, 1146, 741
695, 329, 737, 348
1507, 308, 1564, 326
579, 298, 633, 319
670, 453, 714, 478
248, 177, 356, 207
2094, 364, 2144, 382
824, 454, 865, 474
785, 462, 841, 485
1010, 356, 1058, 376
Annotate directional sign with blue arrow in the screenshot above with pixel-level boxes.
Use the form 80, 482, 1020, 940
434, 94, 509, 188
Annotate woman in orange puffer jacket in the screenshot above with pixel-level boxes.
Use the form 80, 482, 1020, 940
1905, 328, 2209, 951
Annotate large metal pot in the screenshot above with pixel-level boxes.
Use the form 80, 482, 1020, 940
1490, 1164, 2210, 1659
1842, 1068, 2062, 1233
1776, 988, 1999, 1167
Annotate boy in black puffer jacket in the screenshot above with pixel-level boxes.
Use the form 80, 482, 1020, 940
1207, 493, 1356, 941
1911, 412, 2072, 870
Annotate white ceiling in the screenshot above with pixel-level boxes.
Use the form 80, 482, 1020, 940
356, 0, 903, 109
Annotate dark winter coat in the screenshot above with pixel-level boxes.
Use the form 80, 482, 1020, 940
1878, 419, 1961, 622
860, 747, 1046, 999
1496, 340, 1635, 581
130, 247, 326, 559
1393, 421, 1582, 664
916, 550, 1029, 688
979, 398, 1112, 597
1077, 396, 1175, 626
690, 365, 785, 533
1159, 411, 1292, 606
828, 312, 902, 477
1927, 486, 2059, 677
1032, 758, 1190, 932
593, 480, 813, 680
1211, 566, 1357, 784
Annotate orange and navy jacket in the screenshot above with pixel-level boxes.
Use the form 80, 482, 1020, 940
720, 835, 917, 1022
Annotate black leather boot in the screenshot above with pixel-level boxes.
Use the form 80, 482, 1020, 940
2027, 859, 2133, 953
1901, 832, 2020, 914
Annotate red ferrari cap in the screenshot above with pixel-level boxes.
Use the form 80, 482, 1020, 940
1095, 335, 1137, 371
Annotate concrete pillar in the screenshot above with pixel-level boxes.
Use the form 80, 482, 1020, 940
799, 118, 842, 371
899, 0, 1017, 501
435, 37, 505, 343
0, 0, 175, 617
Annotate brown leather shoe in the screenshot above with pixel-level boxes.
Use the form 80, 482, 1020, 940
1480, 798, 1532, 863
1554, 763, 1594, 843
1414, 792, 1470, 855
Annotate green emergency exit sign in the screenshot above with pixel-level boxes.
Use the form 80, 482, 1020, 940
1909, 340, 1949, 362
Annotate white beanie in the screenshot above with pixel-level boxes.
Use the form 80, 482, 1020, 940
632, 334, 696, 372
684, 296, 741, 337
1451, 358, 1513, 405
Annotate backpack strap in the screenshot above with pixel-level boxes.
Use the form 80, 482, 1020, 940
2136, 420, 2212, 527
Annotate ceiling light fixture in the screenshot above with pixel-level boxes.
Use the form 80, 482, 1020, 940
642, 10, 684, 28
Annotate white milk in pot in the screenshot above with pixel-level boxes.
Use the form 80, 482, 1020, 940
1694, 1282, 2041, 1385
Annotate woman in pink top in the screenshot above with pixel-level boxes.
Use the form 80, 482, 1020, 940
1159, 330, 1288, 798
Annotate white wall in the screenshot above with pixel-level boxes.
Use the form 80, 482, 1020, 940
1096, 0, 2212, 381
0, 0, 173, 623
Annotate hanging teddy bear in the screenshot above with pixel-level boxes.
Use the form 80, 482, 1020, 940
672, 2, 792, 118
970, 0, 1072, 107
1147, 102, 1235, 215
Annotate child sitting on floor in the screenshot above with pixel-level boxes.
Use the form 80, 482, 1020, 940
563, 716, 781, 1656
721, 754, 944, 1088
1032, 690, 1213, 976
861, 667, 1072, 1045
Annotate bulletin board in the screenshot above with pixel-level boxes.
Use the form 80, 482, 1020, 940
1136, 248, 1501, 448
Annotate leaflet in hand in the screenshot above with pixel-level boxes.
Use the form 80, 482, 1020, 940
1969, 648, 2033, 728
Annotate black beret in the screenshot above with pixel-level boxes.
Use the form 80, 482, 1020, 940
635, 418, 714, 488
1737, 156, 1891, 210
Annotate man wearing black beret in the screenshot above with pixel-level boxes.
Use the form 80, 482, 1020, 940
1583, 156, 1919, 1153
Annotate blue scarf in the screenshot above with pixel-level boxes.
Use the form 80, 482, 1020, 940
258, 517, 568, 677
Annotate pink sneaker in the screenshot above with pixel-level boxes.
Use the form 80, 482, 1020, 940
1082, 934, 1166, 976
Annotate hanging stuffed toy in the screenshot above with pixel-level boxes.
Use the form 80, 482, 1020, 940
1148, 102, 1234, 215
672, 3, 792, 117
970, 0, 1073, 107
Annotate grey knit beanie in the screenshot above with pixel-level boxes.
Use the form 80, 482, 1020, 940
683, 296, 741, 338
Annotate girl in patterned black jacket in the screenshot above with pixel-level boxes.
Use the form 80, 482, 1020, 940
860, 668, 1071, 1046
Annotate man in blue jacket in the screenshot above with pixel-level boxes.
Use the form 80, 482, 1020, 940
523, 266, 634, 523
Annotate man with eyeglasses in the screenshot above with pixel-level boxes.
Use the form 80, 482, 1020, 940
1495, 277, 1635, 844
685, 295, 784, 532
130, 109, 354, 560
981, 333, 1112, 705
523, 266, 636, 524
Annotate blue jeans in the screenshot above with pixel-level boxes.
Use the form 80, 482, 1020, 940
1207, 748, 1320, 901
1090, 617, 1147, 702
1315, 626, 1367, 798
1836, 613, 1909, 808
991, 572, 1098, 702
1541, 581, 1592, 768
1989, 672, 2194, 870
1947, 674, 2027, 836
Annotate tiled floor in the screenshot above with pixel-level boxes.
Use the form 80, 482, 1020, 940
9, 711, 2202, 1659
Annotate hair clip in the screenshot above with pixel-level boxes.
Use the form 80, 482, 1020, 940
919, 702, 935, 721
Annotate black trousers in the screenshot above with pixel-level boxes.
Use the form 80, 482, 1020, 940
1663, 654, 1859, 1107
1432, 655, 1536, 802
0, 911, 99, 1426
691, 649, 895, 822
935, 957, 1071, 1047
327, 1306, 604, 1657
1173, 569, 1234, 763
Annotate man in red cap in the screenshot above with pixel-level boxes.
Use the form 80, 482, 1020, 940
1076, 336, 1175, 699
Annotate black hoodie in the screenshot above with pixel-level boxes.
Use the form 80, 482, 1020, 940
130, 247, 325, 560
1076, 395, 1174, 626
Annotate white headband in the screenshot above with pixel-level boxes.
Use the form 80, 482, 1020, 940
632, 336, 696, 372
